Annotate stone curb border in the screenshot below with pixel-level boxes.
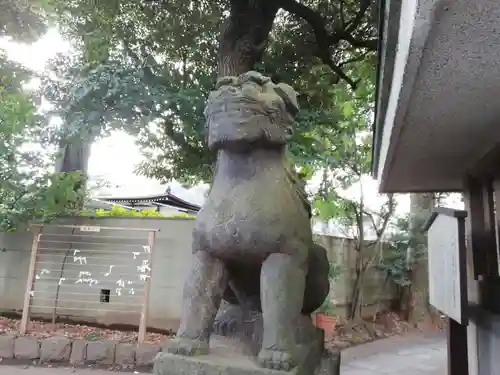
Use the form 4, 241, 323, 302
0, 335, 161, 368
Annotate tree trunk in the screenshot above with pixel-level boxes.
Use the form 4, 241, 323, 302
349, 256, 364, 321
402, 193, 435, 325
54, 138, 91, 198
218, 0, 279, 77
214, 0, 279, 317
55, 139, 91, 175
348, 195, 366, 322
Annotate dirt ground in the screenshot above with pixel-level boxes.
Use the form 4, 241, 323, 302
325, 311, 445, 350
0, 312, 445, 349
0, 317, 169, 344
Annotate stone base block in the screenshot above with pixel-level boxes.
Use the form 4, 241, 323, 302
154, 336, 339, 375
0, 336, 14, 359
86, 340, 116, 364
14, 337, 40, 359
70, 340, 86, 365
115, 343, 135, 365
136, 343, 161, 366
40, 337, 72, 362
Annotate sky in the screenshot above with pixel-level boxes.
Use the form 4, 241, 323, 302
0, 31, 177, 197
0, 28, 464, 214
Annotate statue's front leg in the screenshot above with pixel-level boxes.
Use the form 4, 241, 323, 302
166, 251, 228, 356
258, 248, 307, 371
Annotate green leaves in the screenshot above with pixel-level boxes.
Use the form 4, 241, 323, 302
40, 0, 378, 183
377, 215, 427, 286
0, 53, 86, 232
341, 101, 354, 117
82, 205, 196, 219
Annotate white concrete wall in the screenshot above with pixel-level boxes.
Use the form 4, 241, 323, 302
158, 206, 182, 216
0, 217, 194, 331
314, 235, 397, 318
0, 219, 397, 330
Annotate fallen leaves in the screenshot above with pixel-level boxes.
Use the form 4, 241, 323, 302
325, 311, 444, 351
0, 311, 444, 354
0, 317, 171, 344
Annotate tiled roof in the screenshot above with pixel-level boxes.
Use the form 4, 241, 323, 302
99, 193, 201, 212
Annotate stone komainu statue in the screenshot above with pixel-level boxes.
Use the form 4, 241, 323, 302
165, 72, 331, 372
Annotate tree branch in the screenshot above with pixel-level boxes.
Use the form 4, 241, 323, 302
278, 0, 361, 90
374, 194, 395, 241
339, 0, 345, 30
364, 210, 379, 235
160, 117, 200, 156
344, 36, 378, 50
339, 51, 370, 67
120, 36, 168, 86
345, 0, 371, 34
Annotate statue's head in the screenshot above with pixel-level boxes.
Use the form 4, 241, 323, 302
204, 71, 299, 152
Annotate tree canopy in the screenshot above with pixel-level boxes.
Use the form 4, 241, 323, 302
0, 0, 49, 41
0, 52, 85, 231
41, 0, 379, 183
0, 3, 85, 231
0, 0, 383, 227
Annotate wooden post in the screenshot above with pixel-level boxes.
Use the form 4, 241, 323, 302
20, 227, 41, 335
493, 179, 500, 261
447, 318, 469, 375
462, 176, 500, 375
466, 177, 498, 278
138, 230, 156, 344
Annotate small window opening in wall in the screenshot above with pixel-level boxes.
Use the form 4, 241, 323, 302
100, 289, 110, 303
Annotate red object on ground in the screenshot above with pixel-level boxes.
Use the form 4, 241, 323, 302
314, 313, 336, 339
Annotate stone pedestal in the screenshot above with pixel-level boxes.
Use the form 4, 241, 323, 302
154, 336, 340, 375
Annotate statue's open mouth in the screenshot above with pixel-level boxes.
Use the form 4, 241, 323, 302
205, 93, 293, 152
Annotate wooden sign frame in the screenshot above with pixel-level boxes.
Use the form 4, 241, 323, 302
424, 207, 468, 325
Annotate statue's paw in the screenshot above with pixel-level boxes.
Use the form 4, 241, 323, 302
213, 305, 244, 336
165, 337, 209, 356
258, 348, 296, 371
214, 315, 240, 336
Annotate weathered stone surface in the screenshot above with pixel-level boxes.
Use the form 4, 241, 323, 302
154, 351, 284, 375
115, 343, 135, 365
70, 340, 86, 364
154, 345, 330, 375
14, 336, 40, 359
167, 71, 330, 373
0, 335, 15, 358
85, 340, 116, 364
158, 335, 327, 375
40, 337, 72, 362
136, 343, 161, 366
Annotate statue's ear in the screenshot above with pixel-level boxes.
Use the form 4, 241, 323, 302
274, 84, 299, 117
215, 76, 237, 89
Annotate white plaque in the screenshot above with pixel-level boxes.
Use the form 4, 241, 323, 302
427, 210, 467, 325
80, 225, 101, 233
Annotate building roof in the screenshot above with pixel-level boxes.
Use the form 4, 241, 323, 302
372, 0, 500, 193
372, 0, 396, 179
98, 191, 201, 212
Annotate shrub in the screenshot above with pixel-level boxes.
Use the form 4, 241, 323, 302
316, 262, 343, 315
82, 205, 196, 219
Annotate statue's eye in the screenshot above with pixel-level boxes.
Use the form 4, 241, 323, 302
285, 127, 294, 135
